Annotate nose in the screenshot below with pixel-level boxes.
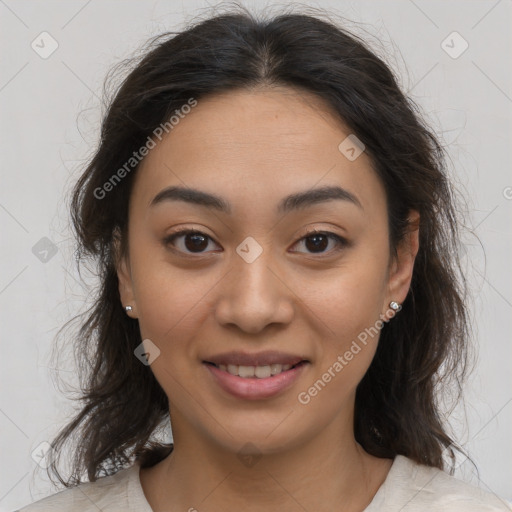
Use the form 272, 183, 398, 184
214, 246, 295, 334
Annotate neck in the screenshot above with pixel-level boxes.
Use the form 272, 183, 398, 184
140, 416, 393, 512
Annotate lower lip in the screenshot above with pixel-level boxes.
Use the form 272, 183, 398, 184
204, 362, 308, 400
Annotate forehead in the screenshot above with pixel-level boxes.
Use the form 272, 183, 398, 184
130, 87, 387, 220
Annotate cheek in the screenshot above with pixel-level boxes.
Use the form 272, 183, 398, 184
308, 256, 388, 338
294, 272, 386, 415
130, 232, 389, 347
302, 253, 388, 386
129, 243, 213, 347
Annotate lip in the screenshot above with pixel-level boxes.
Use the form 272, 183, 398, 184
204, 350, 308, 367
204, 361, 309, 400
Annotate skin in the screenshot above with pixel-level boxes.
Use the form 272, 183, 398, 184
116, 86, 420, 512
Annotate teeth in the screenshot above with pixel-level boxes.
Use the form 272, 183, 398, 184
270, 363, 282, 375
238, 365, 255, 378
219, 363, 295, 378
227, 364, 238, 375
255, 365, 271, 378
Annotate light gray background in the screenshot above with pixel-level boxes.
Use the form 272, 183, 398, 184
1, 0, 511, 510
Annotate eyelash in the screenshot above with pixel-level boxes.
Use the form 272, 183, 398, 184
162, 228, 348, 257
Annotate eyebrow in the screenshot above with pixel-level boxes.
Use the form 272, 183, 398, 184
149, 184, 363, 214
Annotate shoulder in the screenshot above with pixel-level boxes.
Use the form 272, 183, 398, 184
368, 455, 511, 512
16, 463, 145, 512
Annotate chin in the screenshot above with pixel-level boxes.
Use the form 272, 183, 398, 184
193, 407, 316, 457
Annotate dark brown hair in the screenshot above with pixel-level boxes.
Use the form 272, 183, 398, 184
46, 5, 471, 487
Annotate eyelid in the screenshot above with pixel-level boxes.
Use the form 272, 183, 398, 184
163, 227, 220, 254
295, 228, 349, 255
163, 227, 349, 256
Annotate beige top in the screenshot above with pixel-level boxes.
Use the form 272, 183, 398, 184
16, 455, 511, 511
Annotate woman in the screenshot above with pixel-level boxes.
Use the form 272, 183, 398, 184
17, 6, 510, 512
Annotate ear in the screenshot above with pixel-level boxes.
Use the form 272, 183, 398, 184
383, 210, 420, 316
113, 228, 138, 318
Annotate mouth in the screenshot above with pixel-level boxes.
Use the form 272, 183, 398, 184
203, 360, 308, 379
202, 351, 310, 400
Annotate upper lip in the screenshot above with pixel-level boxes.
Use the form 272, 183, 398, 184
204, 350, 309, 367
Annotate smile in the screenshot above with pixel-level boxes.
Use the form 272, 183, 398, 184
203, 360, 309, 400
206, 361, 305, 378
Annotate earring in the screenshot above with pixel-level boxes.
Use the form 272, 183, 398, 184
124, 305, 133, 313
389, 301, 402, 312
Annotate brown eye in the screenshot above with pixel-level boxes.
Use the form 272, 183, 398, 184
292, 230, 348, 255
163, 229, 218, 254
163, 228, 348, 257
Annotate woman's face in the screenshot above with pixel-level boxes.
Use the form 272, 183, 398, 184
117, 87, 418, 455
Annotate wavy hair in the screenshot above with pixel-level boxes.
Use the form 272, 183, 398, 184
46, 5, 471, 487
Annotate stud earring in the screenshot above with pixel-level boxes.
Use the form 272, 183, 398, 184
124, 305, 133, 313
389, 301, 402, 312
